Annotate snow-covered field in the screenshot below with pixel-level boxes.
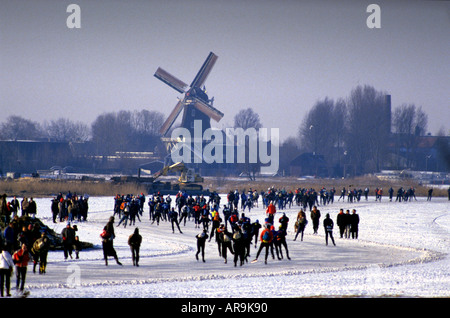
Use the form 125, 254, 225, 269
10, 194, 450, 298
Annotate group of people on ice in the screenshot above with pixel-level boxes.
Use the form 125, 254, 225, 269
51, 192, 89, 223
0, 207, 54, 297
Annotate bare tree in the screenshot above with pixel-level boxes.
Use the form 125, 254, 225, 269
0, 115, 44, 141
233, 107, 262, 130
233, 107, 262, 180
298, 97, 347, 176
392, 103, 429, 168
279, 136, 302, 176
345, 85, 390, 174
43, 118, 90, 142
91, 109, 165, 155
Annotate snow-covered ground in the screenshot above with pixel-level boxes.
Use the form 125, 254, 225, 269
9, 194, 450, 298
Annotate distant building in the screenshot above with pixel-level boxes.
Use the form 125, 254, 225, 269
385, 134, 450, 172
0, 140, 72, 175
289, 152, 327, 177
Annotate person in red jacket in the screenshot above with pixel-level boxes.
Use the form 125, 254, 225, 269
13, 243, 30, 294
266, 203, 276, 216
265, 203, 276, 225
252, 224, 274, 264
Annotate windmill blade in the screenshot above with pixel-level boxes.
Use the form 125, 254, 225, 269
192, 97, 224, 122
160, 100, 185, 136
190, 52, 218, 88
154, 67, 189, 94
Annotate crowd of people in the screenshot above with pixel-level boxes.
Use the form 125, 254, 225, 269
116, 187, 362, 266
0, 213, 53, 297
0, 183, 447, 297
51, 192, 89, 223
0, 192, 85, 297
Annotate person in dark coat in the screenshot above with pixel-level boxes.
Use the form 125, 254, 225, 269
169, 208, 183, 234
323, 213, 336, 246
336, 209, 346, 238
28, 198, 37, 219
51, 198, 59, 223
3, 222, 16, 253
427, 188, 433, 201
128, 228, 142, 266
350, 209, 360, 239
101, 217, 122, 266
250, 220, 262, 248
278, 213, 289, 231
195, 229, 208, 262
219, 226, 234, 264
310, 206, 321, 234
74, 236, 82, 259
293, 209, 307, 241
10, 196, 20, 218
274, 226, 290, 260
232, 227, 246, 267
61, 223, 76, 260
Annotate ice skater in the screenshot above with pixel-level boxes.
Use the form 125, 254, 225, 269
195, 229, 208, 262
323, 213, 336, 246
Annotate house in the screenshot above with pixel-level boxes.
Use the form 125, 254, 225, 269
289, 152, 328, 177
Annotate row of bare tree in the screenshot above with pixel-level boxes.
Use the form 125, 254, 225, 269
0, 84, 440, 176
284, 85, 431, 175
0, 110, 165, 154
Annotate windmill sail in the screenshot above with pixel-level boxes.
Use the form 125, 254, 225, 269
154, 67, 189, 94
192, 98, 224, 122
190, 52, 218, 88
160, 100, 184, 136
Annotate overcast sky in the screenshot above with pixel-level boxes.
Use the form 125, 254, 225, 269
1, 0, 449, 141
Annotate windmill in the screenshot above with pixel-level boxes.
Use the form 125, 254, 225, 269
154, 52, 224, 137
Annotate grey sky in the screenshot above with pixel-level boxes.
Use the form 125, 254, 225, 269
1, 0, 449, 141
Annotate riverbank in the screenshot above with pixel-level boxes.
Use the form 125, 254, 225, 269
0, 175, 447, 198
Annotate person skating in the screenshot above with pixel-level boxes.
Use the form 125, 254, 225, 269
218, 225, 234, 264
275, 225, 291, 260
13, 243, 30, 295
250, 219, 262, 248
101, 217, 122, 266
117, 202, 130, 228
265, 203, 276, 224
344, 210, 351, 238
74, 236, 82, 259
350, 209, 360, 239
195, 229, 208, 262
278, 213, 289, 231
232, 227, 246, 267
0, 247, 14, 297
252, 224, 274, 264
323, 213, 336, 246
152, 201, 162, 225
208, 209, 221, 242
128, 228, 142, 266
61, 223, 76, 260
169, 208, 183, 234
427, 188, 433, 201
336, 209, 346, 238
293, 209, 307, 241
310, 205, 321, 234
179, 205, 189, 226
31, 232, 50, 274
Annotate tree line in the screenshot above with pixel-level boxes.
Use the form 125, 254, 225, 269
0, 84, 445, 176
0, 110, 165, 155
279, 85, 436, 176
